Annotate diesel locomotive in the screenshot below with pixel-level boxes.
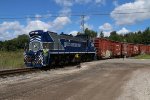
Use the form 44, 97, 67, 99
24, 30, 96, 68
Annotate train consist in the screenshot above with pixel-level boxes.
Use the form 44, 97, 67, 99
24, 30, 150, 68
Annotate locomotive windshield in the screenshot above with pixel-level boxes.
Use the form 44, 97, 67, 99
29, 41, 41, 52
43, 42, 54, 50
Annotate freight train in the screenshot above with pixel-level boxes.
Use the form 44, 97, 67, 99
24, 30, 150, 68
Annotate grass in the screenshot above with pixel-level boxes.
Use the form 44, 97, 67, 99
0, 50, 25, 70
134, 54, 150, 59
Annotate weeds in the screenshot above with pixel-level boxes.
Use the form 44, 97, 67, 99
134, 54, 150, 59
0, 50, 25, 69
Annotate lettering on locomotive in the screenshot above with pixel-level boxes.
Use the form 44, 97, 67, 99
64, 42, 81, 47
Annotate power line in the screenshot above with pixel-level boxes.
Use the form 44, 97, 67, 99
0, 10, 150, 20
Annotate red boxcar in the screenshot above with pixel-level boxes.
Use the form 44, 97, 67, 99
145, 45, 150, 54
133, 44, 140, 56
139, 44, 148, 54
111, 41, 122, 57
129, 44, 133, 56
122, 43, 134, 57
94, 38, 149, 59
148, 45, 150, 54
94, 38, 113, 59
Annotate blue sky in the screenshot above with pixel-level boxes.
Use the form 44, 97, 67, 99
0, 0, 150, 40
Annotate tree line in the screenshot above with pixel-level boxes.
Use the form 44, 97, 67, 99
107, 27, 150, 45
0, 34, 29, 51
0, 27, 149, 51
85, 27, 150, 45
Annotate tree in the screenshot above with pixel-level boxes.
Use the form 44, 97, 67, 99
84, 28, 97, 38
0, 41, 2, 50
16, 34, 29, 49
99, 31, 104, 38
142, 27, 150, 45
0, 34, 29, 51
109, 31, 123, 42
107, 27, 150, 44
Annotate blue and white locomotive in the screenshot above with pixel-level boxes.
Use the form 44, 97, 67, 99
24, 30, 96, 68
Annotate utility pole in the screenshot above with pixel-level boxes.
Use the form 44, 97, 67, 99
81, 15, 85, 34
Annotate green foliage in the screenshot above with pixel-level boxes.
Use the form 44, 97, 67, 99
141, 27, 150, 44
108, 27, 150, 44
134, 54, 150, 59
84, 28, 97, 38
109, 31, 123, 42
0, 34, 29, 51
99, 31, 104, 38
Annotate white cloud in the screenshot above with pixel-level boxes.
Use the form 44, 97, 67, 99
24, 20, 51, 33
54, 0, 73, 16
99, 23, 113, 31
98, 23, 113, 37
75, 0, 92, 4
117, 27, 130, 34
113, 0, 118, 7
54, 0, 105, 15
69, 30, 78, 36
0, 21, 24, 41
98, 23, 129, 36
55, 0, 104, 6
0, 16, 71, 40
0, 21, 23, 32
55, 0, 73, 7
59, 7, 72, 16
102, 31, 112, 37
84, 16, 90, 21
52, 17, 71, 30
111, 0, 150, 25
95, 0, 105, 4
25, 17, 71, 33
84, 23, 93, 30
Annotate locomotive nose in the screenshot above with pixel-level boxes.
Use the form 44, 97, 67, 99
24, 51, 44, 68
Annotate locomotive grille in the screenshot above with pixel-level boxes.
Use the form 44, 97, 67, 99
24, 53, 43, 66
33, 54, 43, 65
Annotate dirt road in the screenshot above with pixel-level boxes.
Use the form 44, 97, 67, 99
0, 59, 150, 100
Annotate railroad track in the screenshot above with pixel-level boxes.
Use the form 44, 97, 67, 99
0, 63, 81, 77
0, 68, 38, 76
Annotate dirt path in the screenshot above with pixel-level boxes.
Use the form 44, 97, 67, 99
0, 59, 150, 100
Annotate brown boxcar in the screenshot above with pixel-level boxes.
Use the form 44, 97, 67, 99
94, 38, 112, 59
128, 44, 133, 57
111, 41, 122, 57
133, 44, 140, 56
121, 43, 128, 57
146, 45, 150, 54
139, 44, 148, 54
148, 45, 150, 54
94, 38, 149, 59
122, 43, 135, 57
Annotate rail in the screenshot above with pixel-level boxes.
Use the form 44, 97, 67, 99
0, 68, 37, 76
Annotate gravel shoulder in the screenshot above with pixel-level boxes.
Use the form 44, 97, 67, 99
117, 68, 150, 100
0, 59, 150, 100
